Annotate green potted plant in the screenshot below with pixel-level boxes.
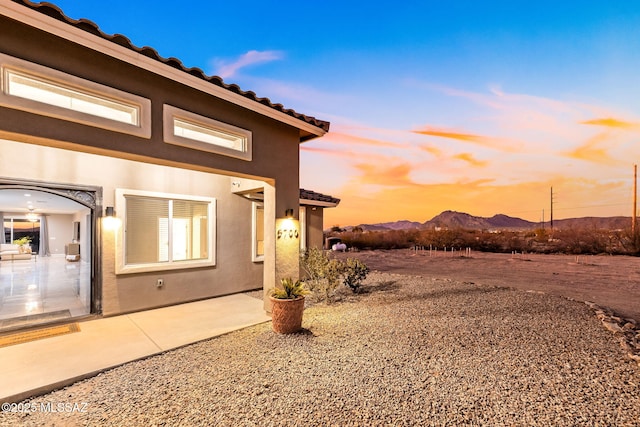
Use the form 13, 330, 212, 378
269, 278, 308, 334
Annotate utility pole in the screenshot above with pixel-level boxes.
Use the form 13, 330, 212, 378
633, 164, 637, 235
550, 186, 554, 232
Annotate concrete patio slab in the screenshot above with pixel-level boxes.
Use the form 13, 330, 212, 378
127, 294, 270, 351
0, 294, 271, 403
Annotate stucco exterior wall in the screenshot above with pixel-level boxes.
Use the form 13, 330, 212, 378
0, 139, 265, 315
0, 16, 301, 187
0, 13, 303, 222
305, 208, 326, 249
0, 7, 314, 318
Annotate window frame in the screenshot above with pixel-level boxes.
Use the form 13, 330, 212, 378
115, 189, 216, 274
252, 201, 265, 262
0, 53, 151, 138
163, 104, 252, 161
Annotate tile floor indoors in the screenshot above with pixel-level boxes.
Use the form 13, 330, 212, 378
0, 255, 91, 330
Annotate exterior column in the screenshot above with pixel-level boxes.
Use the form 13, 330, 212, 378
263, 184, 276, 312
263, 182, 300, 312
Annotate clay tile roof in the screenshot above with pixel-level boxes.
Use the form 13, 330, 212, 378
11, 0, 330, 135
299, 189, 340, 206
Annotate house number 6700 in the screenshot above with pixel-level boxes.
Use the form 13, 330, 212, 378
277, 228, 299, 239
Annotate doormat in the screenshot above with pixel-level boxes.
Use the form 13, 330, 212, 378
0, 323, 80, 348
0, 309, 72, 329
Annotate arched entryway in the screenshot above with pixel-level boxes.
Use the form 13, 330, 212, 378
0, 180, 100, 331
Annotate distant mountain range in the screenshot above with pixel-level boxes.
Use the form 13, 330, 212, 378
343, 210, 631, 232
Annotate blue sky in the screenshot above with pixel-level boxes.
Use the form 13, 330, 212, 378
49, 1, 640, 225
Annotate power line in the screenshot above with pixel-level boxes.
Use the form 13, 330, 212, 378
502, 202, 630, 218
553, 202, 629, 211
551, 186, 554, 231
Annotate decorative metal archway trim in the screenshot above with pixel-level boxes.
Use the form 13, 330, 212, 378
0, 179, 98, 210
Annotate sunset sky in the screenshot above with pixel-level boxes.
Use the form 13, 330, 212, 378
50, 1, 640, 226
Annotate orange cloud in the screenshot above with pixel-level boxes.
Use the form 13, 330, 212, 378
453, 153, 488, 167
301, 144, 410, 166
412, 126, 520, 153
580, 118, 637, 129
420, 145, 443, 156
413, 128, 484, 143
566, 145, 609, 163
564, 132, 619, 164
300, 145, 359, 159
353, 162, 416, 186
322, 131, 407, 148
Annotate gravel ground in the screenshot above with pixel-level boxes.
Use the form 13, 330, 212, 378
2, 272, 639, 426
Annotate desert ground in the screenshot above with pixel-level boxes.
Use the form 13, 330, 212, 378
333, 249, 640, 322
3, 269, 638, 426
2, 250, 639, 425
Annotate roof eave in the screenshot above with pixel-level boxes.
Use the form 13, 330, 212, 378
300, 128, 329, 143
4, 0, 330, 140
300, 199, 340, 208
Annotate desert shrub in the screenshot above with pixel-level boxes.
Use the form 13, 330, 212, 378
300, 247, 342, 302
416, 228, 482, 251
610, 229, 640, 255
341, 258, 370, 292
501, 231, 531, 253
330, 224, 640, 256
300, 247, 370, 301
339, 229, 419, 250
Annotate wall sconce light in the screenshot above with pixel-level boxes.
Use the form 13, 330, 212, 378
102, 206, 120, 231
103, 206, 119, 231
285, 208, 294, 218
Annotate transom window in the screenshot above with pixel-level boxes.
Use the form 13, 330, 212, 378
164, 104, 252, 161
5, 69, 139, 125
116, 189, 216, 274
174, 118, 245, 152
0, 53, 151, 138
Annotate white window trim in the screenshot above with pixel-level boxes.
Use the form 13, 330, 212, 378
252, 201, 265, 262
115, 188, 216, 274
163, 104, 252, 161
0, 53, 151, 138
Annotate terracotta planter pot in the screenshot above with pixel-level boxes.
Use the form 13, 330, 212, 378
269, 296, 305, 334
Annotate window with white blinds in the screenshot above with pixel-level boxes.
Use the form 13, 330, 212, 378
116, 189, 215, 274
